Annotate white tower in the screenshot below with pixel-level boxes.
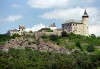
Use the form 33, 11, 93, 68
82, 10, 89, 36
19, 25, 25, 35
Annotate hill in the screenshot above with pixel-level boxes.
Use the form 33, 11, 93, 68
1, 32, 100, 54
0, 32, 100, 69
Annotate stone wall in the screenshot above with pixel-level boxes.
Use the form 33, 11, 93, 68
34, 30, 62, 38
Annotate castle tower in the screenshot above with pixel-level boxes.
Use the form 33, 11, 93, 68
49, 23, 57, 30
82, 10, 89, 36
19, 25, 25, 35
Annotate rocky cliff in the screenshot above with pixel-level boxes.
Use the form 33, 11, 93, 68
3, 36, 75, 54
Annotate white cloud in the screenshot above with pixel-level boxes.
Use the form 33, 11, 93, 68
25, 24, 46, 32
89, 25, 100, 36
40, 7, 100, 36
27, 0, 69, 8
27, 0, 95, 9
40, 7, 100, 24
5, 15, 22, 22
12, 4, 21, 8
40, 7, 83, 20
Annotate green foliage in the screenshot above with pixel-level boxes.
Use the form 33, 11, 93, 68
0, 49, 100, 69
95, 50, 100, 56
86, 35, 100, 46
0, 32, 100, 69
61, 31, 68, 37
49, 35, 58, 41
0, 34, 21, 45
76, 42, 81, 48
28, 30, 33, 33
41, 34, 49, 39
76, 42, 83, 52
11, 34, 20, 39
35, 39, 40, 46
47, 28, 53, 32
90, 34, 96, 38
0, 34, 11, 45
86, 44, 95, 52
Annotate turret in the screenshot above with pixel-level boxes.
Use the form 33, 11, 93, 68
82, 10, 89, 36
82, 10, 89, 18
19, 25, 25, 31
19, 25, 25, 35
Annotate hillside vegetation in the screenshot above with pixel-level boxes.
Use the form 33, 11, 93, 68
0, 48, 100, 69
0, 32, 100, 69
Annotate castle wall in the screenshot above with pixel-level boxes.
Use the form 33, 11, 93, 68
62, 23, 84, 35
62, 10, 89, 36
35, 30, 62, 38
72, 23, 84, 35
62, 23, 72, 33
8, 31, 21, 36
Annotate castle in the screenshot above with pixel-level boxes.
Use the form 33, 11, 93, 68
7, 25, 25, 36
7, 10, 89, 36
62, 10, 89, 36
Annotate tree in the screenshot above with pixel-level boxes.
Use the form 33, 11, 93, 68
47, 28, 53, 32
11, 34, 20, 39
76, 42, 83, 52
36, 38, 40, 46
41, 34, 48, 39
49, 35, 58, 41
61, 31, 68, 37
28, 30, 33, 33
91, 34, 96, 38
87, 44, 95, 52
0, 34, 11, 45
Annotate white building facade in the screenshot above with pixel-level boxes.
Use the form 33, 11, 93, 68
62, 10, 89, 36
7, 25, 25, 36
49, 23, 57, 30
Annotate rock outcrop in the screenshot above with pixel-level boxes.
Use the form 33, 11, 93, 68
3, 37, 74, 54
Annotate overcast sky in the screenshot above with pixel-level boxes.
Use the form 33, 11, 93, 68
0, 0, 100, 36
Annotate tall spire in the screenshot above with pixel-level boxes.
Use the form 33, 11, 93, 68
82, 10, 89, 17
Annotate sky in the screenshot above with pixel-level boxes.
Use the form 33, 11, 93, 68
0, 0, 100, 36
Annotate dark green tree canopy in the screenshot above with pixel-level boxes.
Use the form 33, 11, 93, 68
61, 31, 68, 37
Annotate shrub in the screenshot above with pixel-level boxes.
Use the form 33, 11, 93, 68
47, 28, 53, 32
76, 42, 83, 52
41, 34, 48, 39
61, 31, 68, 37
87, 44, 95, 52
91, 34, 96, 38
0, 34, 11, 45
28, 30, 33, 33
49, 35, 58, 41
11, 34, 20, 39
